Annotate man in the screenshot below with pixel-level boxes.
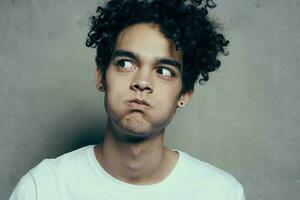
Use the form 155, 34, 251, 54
10, 0, 245, 199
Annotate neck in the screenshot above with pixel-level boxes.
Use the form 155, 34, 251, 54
94, 119, 178, 185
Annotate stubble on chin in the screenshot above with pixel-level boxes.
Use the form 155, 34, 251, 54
121, 112, 151, 133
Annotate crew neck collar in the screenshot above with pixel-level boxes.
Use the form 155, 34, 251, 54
87, 145, 184, 191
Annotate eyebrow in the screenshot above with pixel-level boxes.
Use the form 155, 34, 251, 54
158, 58, 182, 71
111, 49, 182, 72
111, 50, 137, 60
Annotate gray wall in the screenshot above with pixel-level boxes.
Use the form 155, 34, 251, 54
0, 0, 299, 199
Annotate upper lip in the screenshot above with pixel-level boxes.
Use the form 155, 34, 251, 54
129, 98, 150, 106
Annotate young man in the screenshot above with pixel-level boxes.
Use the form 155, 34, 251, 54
10, 0, 245, 199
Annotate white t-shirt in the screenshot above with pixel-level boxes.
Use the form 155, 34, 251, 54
10, 145, 245, 200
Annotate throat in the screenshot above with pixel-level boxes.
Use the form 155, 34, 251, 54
94, 121, 179, 185
95, 138, 172, 185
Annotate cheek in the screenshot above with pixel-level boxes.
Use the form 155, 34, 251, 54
104, 90, 127, 123
104, 79, 129, 115
159, 79, 182, 99
153, 86, 181, 112
105, 69, 129, 98
105, 67, 132, 91
105, 85, 126, 108
148, 91, 179, 128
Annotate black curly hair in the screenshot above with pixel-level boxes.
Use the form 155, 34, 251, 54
86, 0, 229, 94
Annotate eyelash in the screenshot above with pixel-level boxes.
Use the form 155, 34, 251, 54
156, 67, 175, 78
114, 59, 176, 78
114, 59, 134, 68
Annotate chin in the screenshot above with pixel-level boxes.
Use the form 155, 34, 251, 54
122, 122, 152, 135
112, 125, 153, 143
109, 111, 164, 143
121, 112, 151, 130
120, 131, 153, 143
117, 118, 155, 142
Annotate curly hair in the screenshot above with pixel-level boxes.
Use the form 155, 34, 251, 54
86, 0, 229, 94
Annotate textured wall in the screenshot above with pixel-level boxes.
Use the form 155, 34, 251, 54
0, 0, 299, 199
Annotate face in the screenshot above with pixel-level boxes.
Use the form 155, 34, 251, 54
96, 23, 193, 141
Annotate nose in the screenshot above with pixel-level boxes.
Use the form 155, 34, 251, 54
130, 70, 153, 93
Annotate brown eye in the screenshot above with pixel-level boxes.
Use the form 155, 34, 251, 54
157, 67, 175, 77
116, 60, 135, 69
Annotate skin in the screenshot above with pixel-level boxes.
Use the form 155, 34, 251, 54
95, 23, 194, 185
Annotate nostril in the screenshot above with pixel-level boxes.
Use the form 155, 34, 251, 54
131, 80, 153, 93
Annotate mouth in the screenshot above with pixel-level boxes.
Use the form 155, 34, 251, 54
127, 98, 151, 110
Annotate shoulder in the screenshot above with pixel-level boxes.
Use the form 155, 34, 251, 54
30, 145, 94, 179
34, 145, 93, 168
177, 151, 245, 198
9, 172, 37, 200
10, 145, 95, 199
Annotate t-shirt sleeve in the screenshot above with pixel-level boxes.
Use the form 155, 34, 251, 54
240, 189, 246, 200
9, 172, 37, 200
237, 184, 246, 200
228, 177, 246, 200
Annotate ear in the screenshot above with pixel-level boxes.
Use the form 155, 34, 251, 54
96, 68, 105, 92
177, 89, 194, 108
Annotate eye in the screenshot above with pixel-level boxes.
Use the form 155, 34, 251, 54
115, 59, 135, 70
157, 67, 175, 78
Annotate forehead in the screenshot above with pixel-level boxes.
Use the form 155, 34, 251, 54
114, 23, 182, 63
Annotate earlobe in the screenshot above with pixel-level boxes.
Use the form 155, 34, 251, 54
177, 89, 194, 107
96, 68, 105, 92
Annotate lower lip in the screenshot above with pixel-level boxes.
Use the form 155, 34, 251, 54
127, 102, 150, 110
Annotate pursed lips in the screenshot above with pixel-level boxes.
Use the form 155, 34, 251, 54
127, 98, 151, 110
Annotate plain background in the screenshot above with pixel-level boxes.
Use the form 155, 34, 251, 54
1, 0, 299, 199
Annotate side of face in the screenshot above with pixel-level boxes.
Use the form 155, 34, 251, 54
96, 23, 193, 140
